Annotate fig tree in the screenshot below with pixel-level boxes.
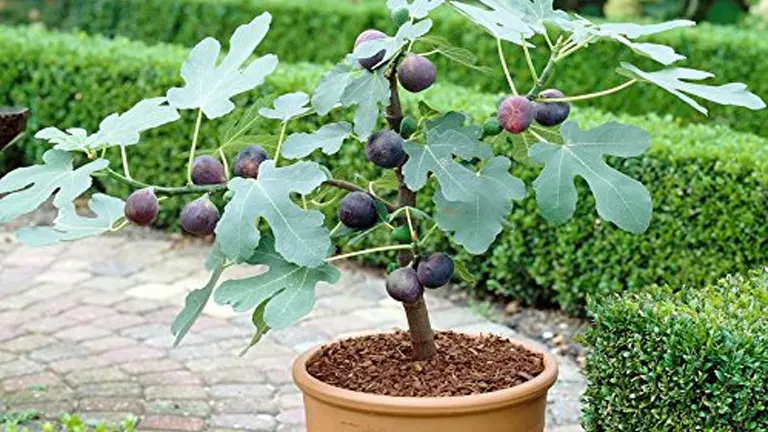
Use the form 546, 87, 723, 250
366, 130, 406, 168
338, 192, 378, 230
355, 29, 387, 71
533, 89, 571, 127
386, 267, 424, 303
180, 195, 220, 236
233, 145, 269, 179
498, 96, 534, 134
124, 187, 159, 226
397, 54, 437, 93
191, 155, 226, 185
417, 252, 454, 288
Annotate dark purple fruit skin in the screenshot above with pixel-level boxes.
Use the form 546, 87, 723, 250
386, 267, 424, 303
397, 54, 437, 93
338, 192, 378, 230
417, 252, 454, 288
124, 187, 159, 226
498, 96, 534, 134
180, 196, 220, 236
355, 29, 387, 71
366, 130, 406, 168
233, 145, 269, 179
191, 155, 226, 185
533, 89, 571, 127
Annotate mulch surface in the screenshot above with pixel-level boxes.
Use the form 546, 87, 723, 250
306, 331, 545, 397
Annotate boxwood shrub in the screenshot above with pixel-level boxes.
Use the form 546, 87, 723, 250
3, 0, 768, 136
583, 269, 768, 431
1, 26, 766, 314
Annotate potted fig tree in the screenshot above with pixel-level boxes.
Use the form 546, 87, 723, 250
0, 1, 763, 431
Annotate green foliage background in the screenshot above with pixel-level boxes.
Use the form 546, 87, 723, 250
583, 269, 768, 431
1, 26, 765, 315
2, 0, 767, 137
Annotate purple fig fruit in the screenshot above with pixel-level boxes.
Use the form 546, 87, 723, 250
498, 96, 534, 134
397, 54, 437, 93
338, 192, 378, 230
180, 195, 220, 236
233, 145, 269, 179
191, 155, 226, 185
124, 187, 159, 226
386, 267, 424, 303
355, 29, 387, 71
417, 252, 454, 288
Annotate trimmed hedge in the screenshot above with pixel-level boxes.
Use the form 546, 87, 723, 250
583, 269, 768, 431
1, 26, 766, 314
3, 0, 768, 136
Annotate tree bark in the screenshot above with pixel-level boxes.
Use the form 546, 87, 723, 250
385, 69, 437, 361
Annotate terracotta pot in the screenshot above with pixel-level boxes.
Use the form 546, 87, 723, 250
292, 336, 559, 432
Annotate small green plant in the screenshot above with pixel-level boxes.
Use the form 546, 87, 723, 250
0, 0, 763, 359
0, 410, 41, 427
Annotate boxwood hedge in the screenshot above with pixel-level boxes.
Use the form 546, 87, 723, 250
583, 269, 768, 431
3, 0, 768, 136
1, 26, 766, 314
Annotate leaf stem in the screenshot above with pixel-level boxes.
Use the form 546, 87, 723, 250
419, 223, 440, 245
273, 121, 289, 166
496, 38, 518, 96
529, 129, 548, 143
526, 37, 565, 98
219, 148, 230, 181
325, 244, 413, 263
521, 36, 539, 82
537, 79, 638, 103
556, 36, 595, 62
187, 109, 204, 185
120, 145, 132, 180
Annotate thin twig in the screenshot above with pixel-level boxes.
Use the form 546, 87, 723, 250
496, 38, 518, 95
521, 36, 539, 82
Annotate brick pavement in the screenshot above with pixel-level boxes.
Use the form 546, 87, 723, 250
0, 231, 585, 431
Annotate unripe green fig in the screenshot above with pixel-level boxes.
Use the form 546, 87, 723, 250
483, 118, 503, 137
124, 187, 159, 226
417, 252, 454, 288
366, 130, 406, 168
392, 225, 411, 242
338, 192, 378, 230
191, 155, 226, 185
392, 8, 410, 27
498, 96, 534, 134
533, 89, 571, 127
180, 195, 220, 236
397, 54, 437, 93
400, 115, 417, 139
355, 29, 387, 71
386, 267, 424, 303
233, 145, 269, 179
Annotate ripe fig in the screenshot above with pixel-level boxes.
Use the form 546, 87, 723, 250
355, 29, 387, 71
533, 89, 571, 127
386, 267, 424, 303
483, 118, 503, 137
180, 195, 220, 236
191, 155, 226, 185
417, 252, 454, 288
498, 96, 534, 134
400, 115, 418, 139
233, 145, 269, 179
397, 54, 437, 93
366, 130, 406, 168
124, 187, 159, 226
338, 192, 378, 230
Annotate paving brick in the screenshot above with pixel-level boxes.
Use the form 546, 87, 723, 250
146, 399, 212, 417
48, 356, 111, 374
546, 425, 584, 432
2, 248, 58, 267
184, 357, 243, 372
145, 385, 208, 400
76, 382, 142, 398
35, 269, 92, 285
127, 282, 185, 300
8, 401, 76, 418
79, 398, 144, 414
121, 323, 171, 340
201, 368, 267, 385
80, 276, 136, 292
0, 350, 14, 363
80, 291, 128, 306
120, 358, 185, 375
88, 260, 141, 277
29, 343, 89, 363
209, 384, 274, 399
430, 307, 484, 329
138, 370, 202, 386
211, 414, 277, 431
94, 313, 146, 331
141, 415, 207, 432
213, 398, 279, 415
9, 336, 60, 356
169, 343, 225, 361
79, 336, 138, 354
66, 367, 129, 385
4, 386, 75, 404
99, 345, 165, 364
1, 371, 63, 392
114, 298, 165, 314
22, 315, 80, 334
24, 295, 80, 316
60, 305, 114, 322
276, 408, 305, 426
278, 393, 303, 410
54, 324, 112, 342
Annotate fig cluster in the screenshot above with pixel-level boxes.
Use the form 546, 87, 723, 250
338, 192, 378, 230
497, 89, 571, 134
385, 253, 454, 303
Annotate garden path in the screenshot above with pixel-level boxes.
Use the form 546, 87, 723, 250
0, 228, 584, 432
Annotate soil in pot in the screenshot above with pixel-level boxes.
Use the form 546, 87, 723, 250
306, 331, 545, 397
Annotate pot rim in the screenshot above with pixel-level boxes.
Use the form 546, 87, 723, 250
292, 332, 559, 416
